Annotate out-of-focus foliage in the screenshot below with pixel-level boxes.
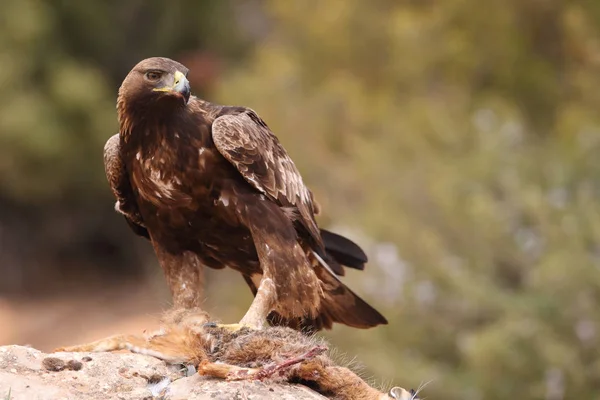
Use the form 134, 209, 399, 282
215, 1, 600, 399
0, 0, 245, 203
1, 0, 600, 398
0, 0, 246, 293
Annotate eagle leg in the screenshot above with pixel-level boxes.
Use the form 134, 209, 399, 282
152, 243, 205, 309
202, 277, 276, 332
237, 277, 276, 330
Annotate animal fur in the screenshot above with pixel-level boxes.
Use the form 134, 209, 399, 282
55, 308, 417, 400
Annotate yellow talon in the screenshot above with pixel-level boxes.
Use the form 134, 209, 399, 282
203, 322, 258, 332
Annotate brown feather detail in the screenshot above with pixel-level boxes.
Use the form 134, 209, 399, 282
109, 57, 387, 332
312, 259, 388, 329
263, 251, 387, 332
245, 264, 387, 332
212, 110, 322, 248
321, 253, 345, 276
236, 198, 322, 321
312, 195, 322, 216
151, 245, 205, 308
103, 133, 148, 238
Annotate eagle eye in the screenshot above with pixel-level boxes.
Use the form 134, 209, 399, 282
145, 70, 163, 82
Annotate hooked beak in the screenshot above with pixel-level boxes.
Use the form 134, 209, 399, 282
153, 70, 191, 104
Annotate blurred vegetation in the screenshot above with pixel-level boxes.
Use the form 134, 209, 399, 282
2, 0, 600, 398
0, 0, 247, 293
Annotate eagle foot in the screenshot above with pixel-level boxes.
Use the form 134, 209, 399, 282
203, 322, 258, 333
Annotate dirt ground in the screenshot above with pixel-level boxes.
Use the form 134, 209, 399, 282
0, 268, 251, 352
0, 283, 166, 352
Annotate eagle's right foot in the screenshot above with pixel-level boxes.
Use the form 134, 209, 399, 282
203, 278, 275, 333
203, 322, 258, 333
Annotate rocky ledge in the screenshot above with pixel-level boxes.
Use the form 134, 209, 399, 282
0, 345, 325, 399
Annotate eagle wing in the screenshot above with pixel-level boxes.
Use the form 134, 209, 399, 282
103, 133, 150, 240
211, 109, 322, 246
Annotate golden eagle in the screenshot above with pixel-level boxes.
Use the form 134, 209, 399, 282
104, 57, 387, 332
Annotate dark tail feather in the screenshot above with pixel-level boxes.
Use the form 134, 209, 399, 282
310, 257, 387, 330
317, 251, 346, 276
320, 229, 368, 271
265, 276, 388, 332
253, 254, 387, 333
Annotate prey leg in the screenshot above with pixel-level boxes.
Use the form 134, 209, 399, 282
251, 345, 327, 380
197, 360, 260, 380
54, 329, 199, 365
199, 345, 327, 382
54, 334, 150, 353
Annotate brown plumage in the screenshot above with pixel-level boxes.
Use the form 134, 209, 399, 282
55, 308, 417, 400
105, 56, 387, 331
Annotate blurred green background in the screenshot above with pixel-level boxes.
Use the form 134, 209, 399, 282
2, 0, 600, 398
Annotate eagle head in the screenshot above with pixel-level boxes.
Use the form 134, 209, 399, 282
117, 57, 191, 134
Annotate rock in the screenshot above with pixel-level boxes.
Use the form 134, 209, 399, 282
0, 345, 326, 400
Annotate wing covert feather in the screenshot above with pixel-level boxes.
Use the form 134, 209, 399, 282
104, 133, 149, 239
211, 110, 321, 245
